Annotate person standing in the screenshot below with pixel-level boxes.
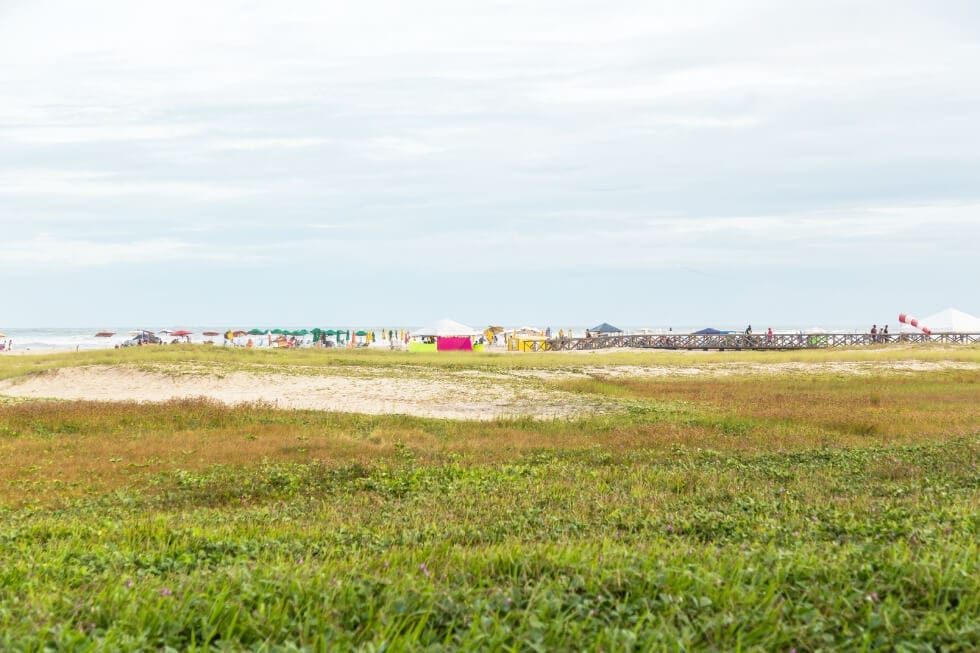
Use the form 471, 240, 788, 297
871, 324, 878, 343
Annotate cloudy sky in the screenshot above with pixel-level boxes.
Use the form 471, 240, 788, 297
2, 0, 978, 328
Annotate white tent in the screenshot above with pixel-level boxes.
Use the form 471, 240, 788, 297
410, 318, 482, 338
908, 308, 980, 333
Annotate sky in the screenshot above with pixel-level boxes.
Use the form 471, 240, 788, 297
2, 0, 978, 328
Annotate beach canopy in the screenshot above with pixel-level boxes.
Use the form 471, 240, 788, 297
202, 331, 220, 336
411, 318, 482, 338
94, 331, 114, 337
911, 307, 980, 333
171, 330, 192, 337
248, 328, 265, 335
692, 328, 724, 335
591, 322, 623, 334
515, 326, 544, 335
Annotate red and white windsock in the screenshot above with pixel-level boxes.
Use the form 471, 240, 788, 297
898, 313, 932, 335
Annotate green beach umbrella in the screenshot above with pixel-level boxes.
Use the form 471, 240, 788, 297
355, 330, 367, 336
271, 329, 284, 335
293, 329, 309, 336
248, 328, 265, 335
325, 329, 336, 335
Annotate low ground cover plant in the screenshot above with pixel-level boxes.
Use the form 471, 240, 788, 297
0, 353, 977, 649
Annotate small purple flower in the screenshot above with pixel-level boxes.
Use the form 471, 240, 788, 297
666, 524, 674, 533
125, 580, 134, 588
383, 560, 390, 569
160, 588, 172, 596
419, 563, 430, 577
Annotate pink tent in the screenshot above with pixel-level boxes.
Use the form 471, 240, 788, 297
436, 337, 473, 351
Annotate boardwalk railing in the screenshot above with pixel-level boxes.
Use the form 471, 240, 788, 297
545, 332, 980, 352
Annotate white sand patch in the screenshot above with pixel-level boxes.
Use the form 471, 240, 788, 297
0, 366, 592, 421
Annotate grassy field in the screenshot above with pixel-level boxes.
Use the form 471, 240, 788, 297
0, 348, 978, 650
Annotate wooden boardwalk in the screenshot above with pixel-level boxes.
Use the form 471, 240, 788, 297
536, 332, 980, 352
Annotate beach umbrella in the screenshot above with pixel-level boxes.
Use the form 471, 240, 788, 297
171, 330, 192, 337
248, 328, 265, 335
325, 329, 336, 335
202, 331, 220, 337
233, 330, 248, 337
355, 330, 367, 336
94, 331, 114, 337
271, 329, 284, 335
293, 329, 309, 336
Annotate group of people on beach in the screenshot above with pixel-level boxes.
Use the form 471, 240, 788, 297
744, 326, 775, 342
0, 340, 11, 352
870, 324, 890, 342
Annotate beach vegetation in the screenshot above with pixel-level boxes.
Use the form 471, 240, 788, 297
0, 353, 977, 649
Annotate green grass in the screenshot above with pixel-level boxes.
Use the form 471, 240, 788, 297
1, 442, 977, 650
0, 353, 978, 650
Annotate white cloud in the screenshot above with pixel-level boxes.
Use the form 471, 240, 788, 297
0, 170, 260, 201
358, 137, 444, 161
0, 123, 203, 145
206, 137, 332, 151
0, 236, 255, 267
